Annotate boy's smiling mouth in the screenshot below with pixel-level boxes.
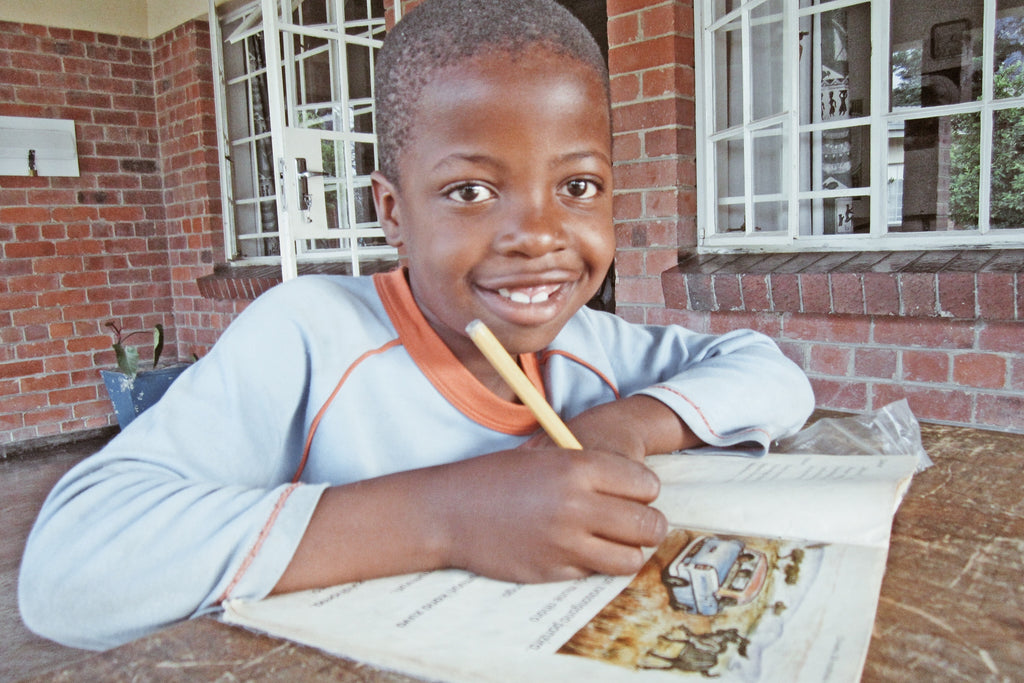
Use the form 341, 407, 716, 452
497, 284, 562, 305
473, 273, 582, 329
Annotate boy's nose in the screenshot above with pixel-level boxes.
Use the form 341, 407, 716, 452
494, 197, 568, 258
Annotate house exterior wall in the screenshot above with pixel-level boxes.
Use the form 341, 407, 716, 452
603, 0, 1023, 434
0, 19, 241, 449
1, 1, 1021, 451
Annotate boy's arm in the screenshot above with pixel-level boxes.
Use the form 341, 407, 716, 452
273, 446, 667, 593
20, 279, 336, 650
523, 394, 700, 462
549, 311, 816, 459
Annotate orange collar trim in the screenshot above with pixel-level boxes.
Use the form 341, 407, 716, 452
373, 269, 543, 436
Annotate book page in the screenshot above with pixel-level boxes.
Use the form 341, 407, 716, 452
649, 453, 918, 546
227, 569, 652, 681
224, 530, 885, 682
223, 453, 917, 682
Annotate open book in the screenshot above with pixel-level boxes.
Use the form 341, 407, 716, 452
223, 452, 918, 682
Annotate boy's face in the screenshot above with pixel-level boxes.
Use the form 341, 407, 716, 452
372, 49, 614, 367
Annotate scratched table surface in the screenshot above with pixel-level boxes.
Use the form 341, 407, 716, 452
17, 420, 1024, 682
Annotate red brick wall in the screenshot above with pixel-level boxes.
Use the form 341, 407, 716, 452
0, 20, 243, 449
151, 21, 248, 351
608, 0, 695, 323
659, 253, 1024, 432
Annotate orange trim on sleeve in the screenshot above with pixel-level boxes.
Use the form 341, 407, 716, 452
216, 482, 301, 605
293, 338, 403, 483
538, 349, 621, 400
373, 269, 541, 436
650, 383, 770, 441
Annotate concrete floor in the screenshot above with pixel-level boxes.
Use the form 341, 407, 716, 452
1, 434, 112, 680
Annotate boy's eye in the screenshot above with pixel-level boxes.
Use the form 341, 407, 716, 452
447, 183, 495, 204
563, 178, 600, 199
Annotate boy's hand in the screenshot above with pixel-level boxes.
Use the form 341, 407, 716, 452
434, 447, 667, 583
522, 395, 703, 462
275, 400, 689, 594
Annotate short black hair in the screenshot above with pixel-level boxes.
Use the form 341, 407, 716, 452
374, 0, 609, 184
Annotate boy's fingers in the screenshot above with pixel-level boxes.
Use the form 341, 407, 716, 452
581, 541, 647, 577
584, 450, 661, 503
587, 492, 668, 549
572, 514, 664, 576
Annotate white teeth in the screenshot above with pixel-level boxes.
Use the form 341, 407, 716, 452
498, 288, 552, 304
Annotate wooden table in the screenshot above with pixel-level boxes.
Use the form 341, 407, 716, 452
18, 421, 1024, 682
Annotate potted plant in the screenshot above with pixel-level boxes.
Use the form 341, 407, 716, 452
101, 321, 190, 429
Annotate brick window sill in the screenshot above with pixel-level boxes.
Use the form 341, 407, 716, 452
661, 250, 1023, 321
196, 259, 399, 300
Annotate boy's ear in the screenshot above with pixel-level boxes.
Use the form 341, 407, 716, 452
371, 170, 404, 248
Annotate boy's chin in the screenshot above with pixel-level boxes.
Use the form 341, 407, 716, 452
479, 318, 566, 355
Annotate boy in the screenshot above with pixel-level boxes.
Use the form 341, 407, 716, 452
19, 0, 814, 651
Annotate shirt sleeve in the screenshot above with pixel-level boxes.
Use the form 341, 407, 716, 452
570, 309, 815, 456
18, 281, 333, 651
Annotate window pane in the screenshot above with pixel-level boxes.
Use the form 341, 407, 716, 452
797, 196, 869, 235
990, 106, 1024, 228
836, 196, 869, 233
800, 4, 871, 124
823, 126, 867, 190
799, 0, 852, 7
802, 125, 871, 191
892, 113, 980, 232
324, 185, 344, 232
890, 1, 984, 109
751, 0, 785, 120
713, 20, 744, 131
816, 4, 871, 122
295, 0, 328, 29
995, 0, 1024, 99
797, 124, 870, 235
354, 184, 377, 225
348, 42, 376, 102
797, 198, 818, 235
234, 203, 259, 246
295, 47, 333, 107
718, 203, 746, 234
716, 137, 745, 199
712, 0, 740, 22
753, 127, 784, 195
754, 200, 788, 233
887, 122, 905, 226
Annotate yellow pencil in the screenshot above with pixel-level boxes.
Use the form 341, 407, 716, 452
466, 319, 583, 450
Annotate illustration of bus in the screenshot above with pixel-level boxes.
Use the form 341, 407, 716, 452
662, 536, 768, 615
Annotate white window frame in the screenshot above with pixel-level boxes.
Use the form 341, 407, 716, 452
694, 0, 1024, 252
208, 0, 401, 276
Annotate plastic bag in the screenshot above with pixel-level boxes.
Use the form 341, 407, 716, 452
773, 399, 933, 472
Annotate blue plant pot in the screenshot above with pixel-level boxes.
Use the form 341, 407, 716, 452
101, 364, 189, 429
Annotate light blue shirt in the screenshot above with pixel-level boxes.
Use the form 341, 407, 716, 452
19, 269, 814, 650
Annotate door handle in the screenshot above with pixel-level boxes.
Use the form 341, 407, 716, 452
295, 158, 329, 214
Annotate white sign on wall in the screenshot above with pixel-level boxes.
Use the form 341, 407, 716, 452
0, 116, 79, 177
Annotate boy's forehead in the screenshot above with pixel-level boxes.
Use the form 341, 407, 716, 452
385, 45, 612, 180
418, 47, 607, 109
407, 53, 610, 140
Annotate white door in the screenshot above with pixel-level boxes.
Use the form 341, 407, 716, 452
259, 0, 394, 278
